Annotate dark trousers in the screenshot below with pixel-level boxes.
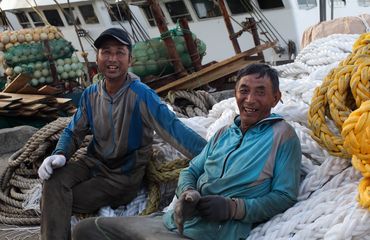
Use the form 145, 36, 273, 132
72, 214, 191, 240
40, 155, 144, 240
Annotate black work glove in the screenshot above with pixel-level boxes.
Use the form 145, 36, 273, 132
197, 195, 232, 221
174, 189, 201, 234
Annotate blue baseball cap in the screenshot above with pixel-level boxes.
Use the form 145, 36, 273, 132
94, 28, 132, 50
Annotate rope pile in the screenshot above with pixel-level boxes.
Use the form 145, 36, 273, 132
166, 90, 217, 118
307, 33, 370, 208
0, 117, 70, 225
274, 34, 357, 79
0, 118, 193, 225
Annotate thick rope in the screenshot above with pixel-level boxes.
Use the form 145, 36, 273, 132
0, 116, 191, 224
166, 90, 217, 118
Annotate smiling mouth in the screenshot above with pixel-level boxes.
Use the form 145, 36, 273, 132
244, 107, 257, 113
107, 65, 118, 70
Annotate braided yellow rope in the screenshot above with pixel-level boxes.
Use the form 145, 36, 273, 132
327, 65, 355, 128
308, 33, 370, 158
341, 100, 370, 208
350, 60, 370, 107
308, 69, 350, 158
308, 33, 370, 209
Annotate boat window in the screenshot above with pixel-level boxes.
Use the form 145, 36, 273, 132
256, 0, 284, 9
109, 3, 130, 22
165, 0, 192, 23
78, 5, 99, 24
328, 0, 346, 7
63, 7, 81, 25
28, 11, 45, 27
358, 0, 370, 6
190, 0, 222, 19
43, 10, 64, 27
297, 0, 317, 9
141, 5, 156, 27
15, 12, 32, 28
226, 0, 253, 14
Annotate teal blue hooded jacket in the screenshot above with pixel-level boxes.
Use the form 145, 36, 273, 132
163, 114, 302, 240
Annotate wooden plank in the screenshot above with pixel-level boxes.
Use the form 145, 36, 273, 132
56, 98, 72, 105
16, 84, 39, 94
156, 42, 275, 94
38, 85, 62, 95
0, 101, 13, 109
22, 103, 47, 111
2, 74, 31, 93
0, 93, 49, 104
0, 96, 22, 102
6, 102, 23, 110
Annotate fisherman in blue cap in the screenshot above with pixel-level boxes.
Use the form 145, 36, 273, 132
38, 27, 206, 240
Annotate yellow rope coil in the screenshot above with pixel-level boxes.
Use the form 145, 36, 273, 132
352, 33, 370, 52
357, 177, 370, 209
308, 34, 370, 159
308, 69, 350, 158
342, 100, 370, 208
350, 60, 370, 107
308, 33, 370, 209
342, 100, 370, 159
327, 65, 355, 128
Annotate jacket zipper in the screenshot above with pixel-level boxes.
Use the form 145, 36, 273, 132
220, 135, 244, 178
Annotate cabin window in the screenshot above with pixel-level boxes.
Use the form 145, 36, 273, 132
190, 0, 222, 19
358, 0, 370, 6
328, 0, 346, 7
297, 0, 317, 9
28, 11, 45, 27
165, 1, 192, 23
226, 0, 253, 14
63, 7, 81, 25
256, 0, 284, 9
78, 5, 99, 24
109, 3, 130, 22
43, 10, 64, 26
15, 12, 32, 28
141, 5, 156, 27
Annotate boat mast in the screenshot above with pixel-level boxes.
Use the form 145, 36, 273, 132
217, 0, 241, 54
147, 0, 187, 77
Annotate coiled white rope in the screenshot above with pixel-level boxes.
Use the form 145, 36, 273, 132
274, 34, 358, 79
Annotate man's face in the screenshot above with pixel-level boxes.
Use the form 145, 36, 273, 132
96, 38, 132, 82
235, 73, 281, 132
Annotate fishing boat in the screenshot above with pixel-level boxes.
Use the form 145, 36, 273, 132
0, 0, 368, 65
0, 1, 369, 239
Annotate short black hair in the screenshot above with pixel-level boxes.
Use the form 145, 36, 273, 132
235, 63, 279, 92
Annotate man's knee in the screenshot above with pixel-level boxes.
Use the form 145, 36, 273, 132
72, 218, 99, 240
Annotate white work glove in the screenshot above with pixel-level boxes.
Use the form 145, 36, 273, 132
38, 154, 66, 180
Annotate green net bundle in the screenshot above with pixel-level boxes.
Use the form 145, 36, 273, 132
4, 39, 75, 67
0, 26, 87, 89
130, 26, 207, 78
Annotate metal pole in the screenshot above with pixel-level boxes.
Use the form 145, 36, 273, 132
330, 0, 334, 20
319, 0, 326, 22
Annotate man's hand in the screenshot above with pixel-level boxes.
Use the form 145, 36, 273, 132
197, 195, 245, 222
197, 195, 231, 221
174, 189, 201, 235
38, 155, 66, 180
